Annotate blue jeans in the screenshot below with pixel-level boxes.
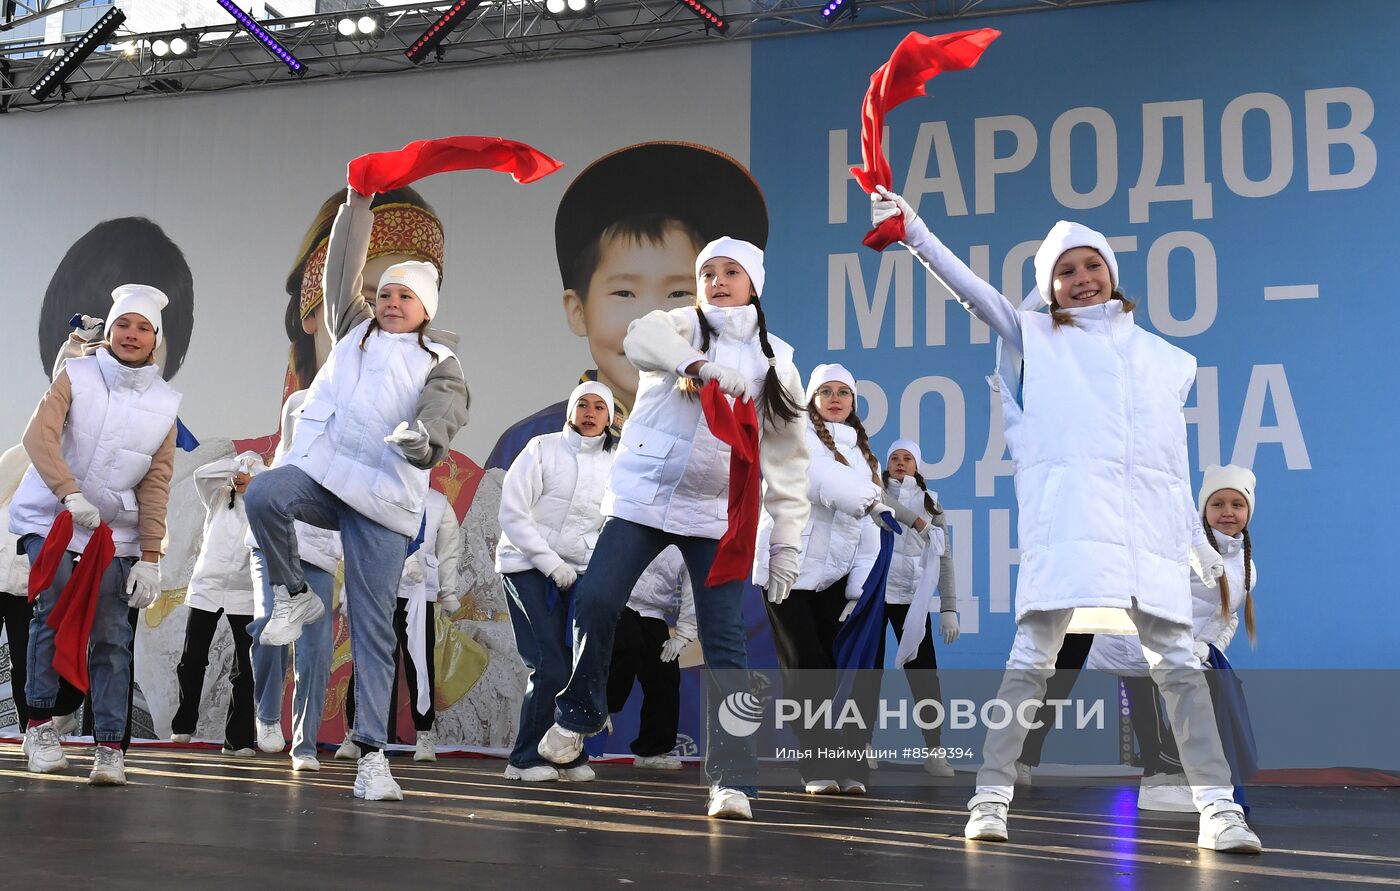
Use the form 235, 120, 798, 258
249, 549, 335, 758
504, 569, 587, 770
22, 534, 136, 743
245, 465, 406, 749
555, 517, 757, 794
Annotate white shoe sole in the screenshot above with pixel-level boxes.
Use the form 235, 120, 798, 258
1198, 832, 1263, 854
89, 769, 127, 787
965, 821, 1008, 841
354, 783, 404, 801
804, 781, 840, 795
1138, 791, 1198, 813
632, 758, 682, 770
29, 755, 70, 774
413, 751, 437, 763
292, 757, 321, 772
707, 802, 752, 820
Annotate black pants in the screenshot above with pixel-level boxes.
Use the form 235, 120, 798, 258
880, 602, 945, 748
1019, 632, 1094, 766
606, 607, 681, 757
765, 579, 875, 784
2, 595, 35, 728
1123, 675, 1184, 776
172, 606, 255, 750
347, 598, 436, 737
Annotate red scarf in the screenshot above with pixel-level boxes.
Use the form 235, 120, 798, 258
851, 28, 1000, 251
28, 511, 117, 693
348, 135, 564, 194
699, 381, 761, 587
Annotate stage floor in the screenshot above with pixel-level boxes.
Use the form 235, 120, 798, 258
2, 745, 1396, 889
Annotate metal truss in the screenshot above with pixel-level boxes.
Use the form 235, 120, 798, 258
0, 0, 1135, 112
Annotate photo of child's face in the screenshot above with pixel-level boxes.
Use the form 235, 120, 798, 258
564, 226, 698, 406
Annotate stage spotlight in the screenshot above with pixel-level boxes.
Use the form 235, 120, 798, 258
215, 0, 305, 75
405, 0, 485, 64
545, 0, 593, 17
678, 0, 728, 33
337, 17, 356, 36
29, 6, 126, 101
820, 0, 856, 24
152, 30, 198, 59
358, 15, 380, 35
337, 14, 381, 39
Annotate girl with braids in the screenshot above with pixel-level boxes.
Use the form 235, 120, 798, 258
871, 188, 1261, 853
537, 237, 810, 821
1089, 465, 1260, 812
244, 184, 469, 803
881, 439, 959, 778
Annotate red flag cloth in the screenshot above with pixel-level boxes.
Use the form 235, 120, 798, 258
347, 136, 564, 194
699, 381, 762, 588
29, 512, 116, 693
851, 28, 1000, 251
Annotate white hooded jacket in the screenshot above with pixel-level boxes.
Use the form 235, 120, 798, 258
186, 452, 266, 615
883, 475, 956, 610
496, 423, 613, 576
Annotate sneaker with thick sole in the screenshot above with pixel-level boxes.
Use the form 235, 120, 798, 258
560, 764, 596, 782
504, 764, 561, 782
924, 753, 955, 778
965, 796, 1010, 841
260, 585, 325, 647
1198, 799, 1262, 854
256, 719, 285, 753
292, 754, 321, 772
804, 778, 840, 794
537, 723, 585, 765
633, 754, 682, 770
89, 746, 127, 786
354, 751, 403, 801
335, 736, 362, 760
707, 786, 753, 820
838, 779, 867, 795
24, 723, 69, 774
222, 746, 257, 758
1138, 773, 1196, 813
414, 731, 437, 763
1014, 761, 1033, 786
170, 733, 193, 744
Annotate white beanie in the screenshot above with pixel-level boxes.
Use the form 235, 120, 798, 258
1198, 464, 1257, 519
804, 363, 857, 404
106, 284, 169, 348
568, 380, 615, 424
696, 236, 765, 299
377, 260, 440, 320
885, 438, 922, 470
1033, 220, 1119, 305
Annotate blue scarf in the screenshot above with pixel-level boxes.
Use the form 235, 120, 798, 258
1206, 643, 1258, 813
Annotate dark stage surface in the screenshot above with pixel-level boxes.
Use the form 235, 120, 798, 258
2, 745, 1396, 889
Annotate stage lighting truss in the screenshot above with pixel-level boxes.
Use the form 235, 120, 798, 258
215, 0, 305, 75
678, 0, 728, 32
544, 0, 596, 18
405, 0, 484, 64
337, 14, 383, 41
27, 5, 125, 101
820, 0, 856, 24
150, 30, 200, 60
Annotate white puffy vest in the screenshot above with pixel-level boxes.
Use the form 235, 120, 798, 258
604, 303, 795, 541
496, 425, 613, 575
10, 350, 180, 557
998, 302, 1197, 625
883, 477, 947, 605
284, 319, 453, 537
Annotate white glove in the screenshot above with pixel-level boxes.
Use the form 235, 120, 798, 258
336, 591, 349, 617
62, 492, 102, 530
839, 600, 856, 623
660, 636, 690, 663
439, 592, 462, 616
697, 362, 749, 399
939, 611, 960, 645
870, 185, 917, 228
1192, 639, 1211, 664
766, 545, 800, 604
403, 552, 425, 585
384, 420, 431, 464
549, 564, 578, 591
1190, 541, 1226, 588
125, 560, 161, 609
72, 313, 105, 342
867, 501, 896, 533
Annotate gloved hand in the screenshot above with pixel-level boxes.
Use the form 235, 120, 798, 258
62, 492, 102, 530
697, 362, 749, 399
940, 611, 961, 645
126, 560, 161, 609
337, 591, 349, 617
403, 552, 425, 585
868, 504, 900, 534
1190, 541, 1226, 588
870, 185, 918, 228
70, 313, 104, 342
839, 600, 856, 623
766, 545, 799, 604
438, 592, 462, 616
549, 564, 578, 591
384, 420, 431, 464
1192, 639, 1211, 664
660, 636, 691, 663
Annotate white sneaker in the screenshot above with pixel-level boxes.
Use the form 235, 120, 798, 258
633, 754, 682, 770
354, 751, 403, 801
292, 754, 321, 772
839, 779, 867, 795
50, 711, 80, 737
260, 585, 325, 646
504, 764, 561, 782
1014, 761, 1033, 786
170, 733, 193, 744
1198, 799, 1262, 854
559, 764, 596, 782
335, 736, 362, 761
965, 796, 1010, 841
256, 719, 285, 753
413, 731, 437, 763
537, 723, 584, 765
924, 753, 955, 778
707, 786, 752, 820
89, 746, 127, 786
803, 778, 840, 794
222, 746, 257, 758
24, 723, 69, 774
1138, 773, 1196, 813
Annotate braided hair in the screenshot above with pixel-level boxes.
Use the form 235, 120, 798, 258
359, 317, 440, 364
806, 399, 880, 487
679, 296, 801, 428
1203, 522, 1256, 645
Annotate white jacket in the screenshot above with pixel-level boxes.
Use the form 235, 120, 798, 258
10, 349, 181, 557
602, 304, 810, 549
399, 487, 461, 602
496, 424, 613, 576
754, 418, 880, 599
186, 453, 266, 615
883, 476, 956, 610
1, 445, 31, 596
627, 546, 697, 640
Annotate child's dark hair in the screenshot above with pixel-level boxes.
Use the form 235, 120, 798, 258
1049, 288, 1137, 328
881, 467, 940, 518
566, 213, 705, 297
807, 399, 879, 486
359, 317, 440, 364
40, 217, 195, 382
1203, 520, 1256, 645
679, 297, 801, 427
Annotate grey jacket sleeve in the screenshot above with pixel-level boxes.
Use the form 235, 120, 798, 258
411, 356, 470, 468
929, 504, 958, 612
322, 188, 375, 341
